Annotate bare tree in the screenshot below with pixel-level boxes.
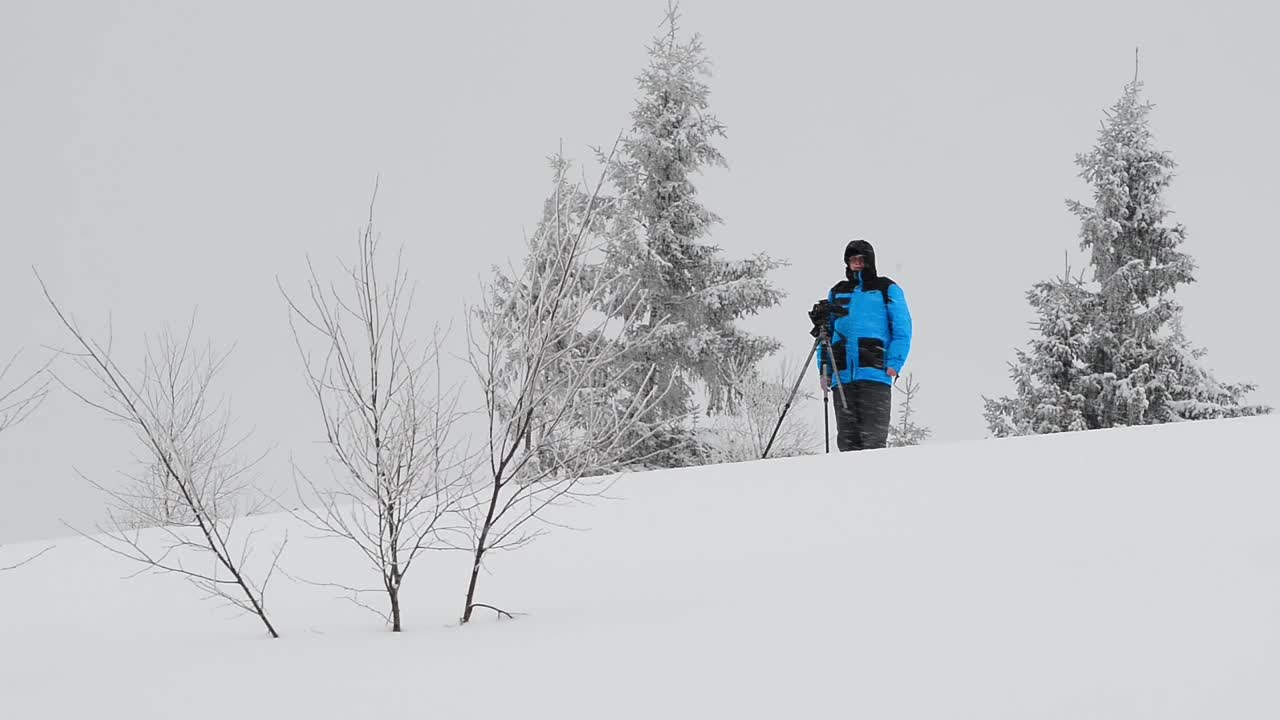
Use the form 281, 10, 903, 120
0, 348, 54, 570
0, 348, 51, 434
458, 143, 678, 624
35, 272, 283, 637
279, 179, 470, 632
700, 352, 821, 463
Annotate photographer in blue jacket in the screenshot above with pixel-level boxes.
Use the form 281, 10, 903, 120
810, 239, 913, 451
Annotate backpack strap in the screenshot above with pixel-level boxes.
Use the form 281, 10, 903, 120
875, 276, 895, 333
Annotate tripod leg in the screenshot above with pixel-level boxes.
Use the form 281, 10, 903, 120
822, 335, 851, 413
824, 378, 830, 453
762, 335, 821, 459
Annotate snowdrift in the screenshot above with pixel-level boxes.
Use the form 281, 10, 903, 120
2, 415, 1277, 719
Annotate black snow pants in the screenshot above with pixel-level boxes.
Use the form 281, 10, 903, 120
831, 379, 892, 451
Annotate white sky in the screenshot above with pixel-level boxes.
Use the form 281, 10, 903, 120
3, 0, 1277, 543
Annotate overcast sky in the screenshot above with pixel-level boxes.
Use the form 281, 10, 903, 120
3, 0, 1277, 544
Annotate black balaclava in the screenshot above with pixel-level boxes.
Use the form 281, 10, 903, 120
844, 239, 878, 284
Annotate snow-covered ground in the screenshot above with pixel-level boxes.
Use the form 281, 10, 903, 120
3, 415, 1278, 718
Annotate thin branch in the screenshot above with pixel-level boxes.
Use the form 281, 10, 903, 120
0, 346, 53, 433
466, 603, 519, 620
0, 544, 55, 572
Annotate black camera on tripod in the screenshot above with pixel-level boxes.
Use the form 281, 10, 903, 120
808, 298, 847, 338
763, 298, 853, 459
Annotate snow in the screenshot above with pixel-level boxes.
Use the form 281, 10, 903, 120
3, 415, 1279, 718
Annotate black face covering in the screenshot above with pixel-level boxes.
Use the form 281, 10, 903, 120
844, 239, 878, 282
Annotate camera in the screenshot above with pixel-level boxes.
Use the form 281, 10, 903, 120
808, 298, 847, 337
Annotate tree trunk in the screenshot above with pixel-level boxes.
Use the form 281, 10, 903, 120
385, 560, 404, 632
461, 547, 484, 624
461, 477, 502, 624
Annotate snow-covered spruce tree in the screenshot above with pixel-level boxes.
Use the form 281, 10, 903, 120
983, 257, 1096, 437
987, 73, 1269, 436
888, 373, 933, 447
1067, 75, 1269, 426
597, 1, 785, 467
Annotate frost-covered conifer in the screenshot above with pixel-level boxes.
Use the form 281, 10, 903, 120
599, 2, 785, 466
987, 71, 1269, 436
1068, 76, 1268, 426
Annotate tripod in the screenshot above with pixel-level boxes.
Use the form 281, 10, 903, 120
761, 324, 849, 459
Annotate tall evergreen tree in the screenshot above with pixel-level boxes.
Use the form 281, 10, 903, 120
1068, 74, 1269, 426
599, 1, 785, 466
987, 68, 1270, 436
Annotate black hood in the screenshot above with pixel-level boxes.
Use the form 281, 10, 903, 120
844, 239, 878, 282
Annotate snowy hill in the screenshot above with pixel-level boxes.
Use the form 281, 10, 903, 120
2, 415, 1278, 718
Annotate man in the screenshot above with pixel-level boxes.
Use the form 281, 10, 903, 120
810, 239, 913, 451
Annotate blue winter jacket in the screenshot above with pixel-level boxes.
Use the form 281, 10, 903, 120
816, 270, 913, 387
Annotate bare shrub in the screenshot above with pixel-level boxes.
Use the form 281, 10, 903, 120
279, 181, 470, 632
458, 145, 678, 624
700, 352, 821, 463
37, 272, 283, 637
